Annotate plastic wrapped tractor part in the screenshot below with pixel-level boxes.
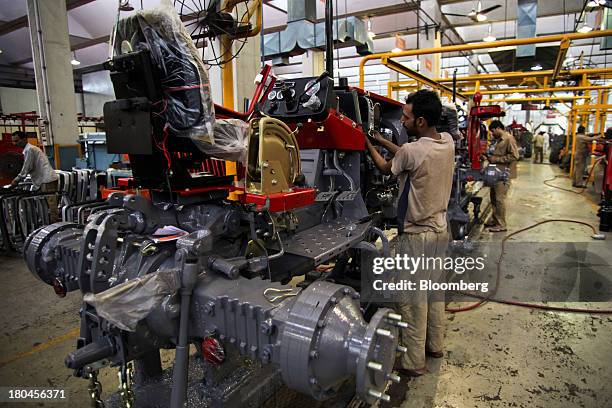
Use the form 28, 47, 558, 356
438, 104, 461, 141
197, 119, 250, 163
83, 268, 180, 332
113, 0, 215, 145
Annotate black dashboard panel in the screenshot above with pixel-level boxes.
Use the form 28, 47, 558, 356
260, 77, 336, 122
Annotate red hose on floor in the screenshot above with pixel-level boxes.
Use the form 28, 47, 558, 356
446, 219, 612, 314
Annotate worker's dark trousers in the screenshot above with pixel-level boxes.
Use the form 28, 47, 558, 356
395, 230, 448, 370
533, 147, 543, 163
490, 181, 510, 229
40, 181, 59, 223
573, 156, 586, 187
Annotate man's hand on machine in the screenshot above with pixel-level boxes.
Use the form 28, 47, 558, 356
367, 130, 385, 145
5, 179, 19, 190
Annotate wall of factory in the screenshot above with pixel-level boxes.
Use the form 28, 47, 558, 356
504, 107, 569, 135
81, 71, 115, 117
0, 87, 84, 118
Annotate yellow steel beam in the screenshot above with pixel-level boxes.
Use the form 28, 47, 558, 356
565, 106, 574, 159
219, 0, 262, 192
220, 0, 262, 109
551, 38, 571, 84
569, 110, 578, 178
480, 96, 586, 103
593, 92, 603, 134
221, 36, 235, 109
359, 29, 612, 88
463, 85, 612, 96
572, 104, 612, 111
381, 57, 468, 101
580, 74, 589, 131
391, 67, 612, 87
599, 91, 609, 135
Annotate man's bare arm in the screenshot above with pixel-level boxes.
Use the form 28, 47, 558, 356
371, 131, 400, 155
366, 139, 393, 174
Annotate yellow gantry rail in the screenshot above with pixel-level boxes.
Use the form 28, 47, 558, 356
361, 29, 612, 89
388, 67, 612, 88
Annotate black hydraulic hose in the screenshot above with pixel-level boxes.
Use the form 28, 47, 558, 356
325, 0, 334, 78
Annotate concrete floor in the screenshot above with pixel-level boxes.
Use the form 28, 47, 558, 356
388, 160, 612, 408
0, 159, 610, 408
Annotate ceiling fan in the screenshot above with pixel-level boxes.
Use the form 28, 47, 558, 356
443, 0, 501, 22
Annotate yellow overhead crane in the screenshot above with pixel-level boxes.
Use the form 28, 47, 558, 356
359, 29, 612, 89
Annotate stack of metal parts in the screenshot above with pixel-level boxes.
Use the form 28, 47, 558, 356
58, 169, 111, 225
0, 169, 101, 252
56, 169, 99, 206
0, 189, 51, 252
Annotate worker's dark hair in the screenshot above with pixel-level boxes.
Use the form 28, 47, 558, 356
489, 120, 505, 131
538, 131, 545, 134
12, 130, 27, 140
577, 125, 586, 133
404, 90, 442, 127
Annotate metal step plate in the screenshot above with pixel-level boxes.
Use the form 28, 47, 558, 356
315, 191, 336, 202
282, 220, 371, 264
336, 190, 360, 202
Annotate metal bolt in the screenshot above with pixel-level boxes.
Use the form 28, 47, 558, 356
367, 361, 383, 372
309, 377, 317, 385
397, 345, 408, 353
309, 350, 319, 359
352, 292, 361, 300
261, 349, 271, 363
342, 288, 351, 295
317, 320, 326, 328
387, 373, 401, 383
387, 312, 402, 321
271, 179, 278, 185
394, 321, 409, 328
375, 328, 393, 339
330, 297, 338, 304
262, 162, 269, 168
367, 389, 391, 402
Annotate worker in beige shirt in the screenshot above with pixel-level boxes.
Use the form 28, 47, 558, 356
572, 125, 600, 188
533, 131, 545, 164
366, 90, 455, 377
10, 131, 59, 222
482, 120, 520, 232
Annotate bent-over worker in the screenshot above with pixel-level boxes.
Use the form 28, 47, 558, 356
10, 131, 59, 221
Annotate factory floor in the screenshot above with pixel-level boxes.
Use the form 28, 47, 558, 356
388, 159, 612, 408
0, 159, 610, 408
